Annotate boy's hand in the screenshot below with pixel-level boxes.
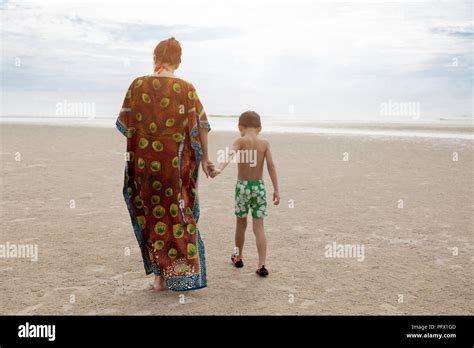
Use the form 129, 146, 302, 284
273, 191, 280, 205
210, 168, 221, 178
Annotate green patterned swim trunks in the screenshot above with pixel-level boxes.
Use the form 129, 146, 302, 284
234, 179, 268, 219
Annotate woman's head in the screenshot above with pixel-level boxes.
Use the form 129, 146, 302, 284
153, 37, 182, 71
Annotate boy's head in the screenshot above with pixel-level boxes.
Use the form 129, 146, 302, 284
238, 111, 261, 135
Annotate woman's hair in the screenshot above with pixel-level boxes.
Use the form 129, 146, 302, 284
238, 111, 262, 128
153, 37, 182, 66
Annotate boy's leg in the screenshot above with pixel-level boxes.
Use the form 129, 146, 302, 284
252, 218, 267, 267
234, 180, 250, 260
235, 217, 247, 260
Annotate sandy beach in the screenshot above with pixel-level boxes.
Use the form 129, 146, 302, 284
0, 123, 472, 315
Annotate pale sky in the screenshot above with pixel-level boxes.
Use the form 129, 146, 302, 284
0, 0, 472, 120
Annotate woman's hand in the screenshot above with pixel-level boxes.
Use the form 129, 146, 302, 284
201, 158, 215, 178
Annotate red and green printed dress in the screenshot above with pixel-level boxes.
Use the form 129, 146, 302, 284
116, 75, 210, 291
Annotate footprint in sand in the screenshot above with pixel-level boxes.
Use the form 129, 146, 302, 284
380, 303, 403, 314
53, 286, 89, 291
106, 273, 152, 295
299, 299, 316, 309
325, 287, 337, 293
16, 303, 44, 315
62, 304, 74, 312
9, 217, 38, 223
388, 238, 418, 245
90, 265, 106, 273
293, 225, 305, 232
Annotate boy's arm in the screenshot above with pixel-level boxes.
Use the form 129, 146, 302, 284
212, 139, 240, 177
265, 142, 280, 205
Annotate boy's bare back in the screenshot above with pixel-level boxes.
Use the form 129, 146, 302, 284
235, 135, 269, 181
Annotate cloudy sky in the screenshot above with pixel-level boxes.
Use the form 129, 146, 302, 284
0, 0, 472, 120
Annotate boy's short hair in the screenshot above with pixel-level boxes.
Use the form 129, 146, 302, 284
239, 111, 261, 128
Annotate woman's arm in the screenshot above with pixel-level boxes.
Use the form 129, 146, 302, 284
189, 82, 213, 178
199, 127, 213, 177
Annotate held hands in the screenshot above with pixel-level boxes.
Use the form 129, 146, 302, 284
201, 158, 215, 178
209, 168, 221, 178
201, 158, 221, 178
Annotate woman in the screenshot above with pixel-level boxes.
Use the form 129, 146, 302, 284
116, 37, 213, 291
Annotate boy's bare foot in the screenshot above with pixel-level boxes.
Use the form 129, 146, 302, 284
150, 275, 167, 291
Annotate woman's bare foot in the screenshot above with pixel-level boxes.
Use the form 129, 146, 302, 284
150, 275, 167, 291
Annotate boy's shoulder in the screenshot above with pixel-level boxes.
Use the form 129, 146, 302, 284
258, 137, 270, 147
238, 136, 270, 144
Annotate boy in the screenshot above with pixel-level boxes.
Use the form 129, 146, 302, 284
211, 111, 279, 277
